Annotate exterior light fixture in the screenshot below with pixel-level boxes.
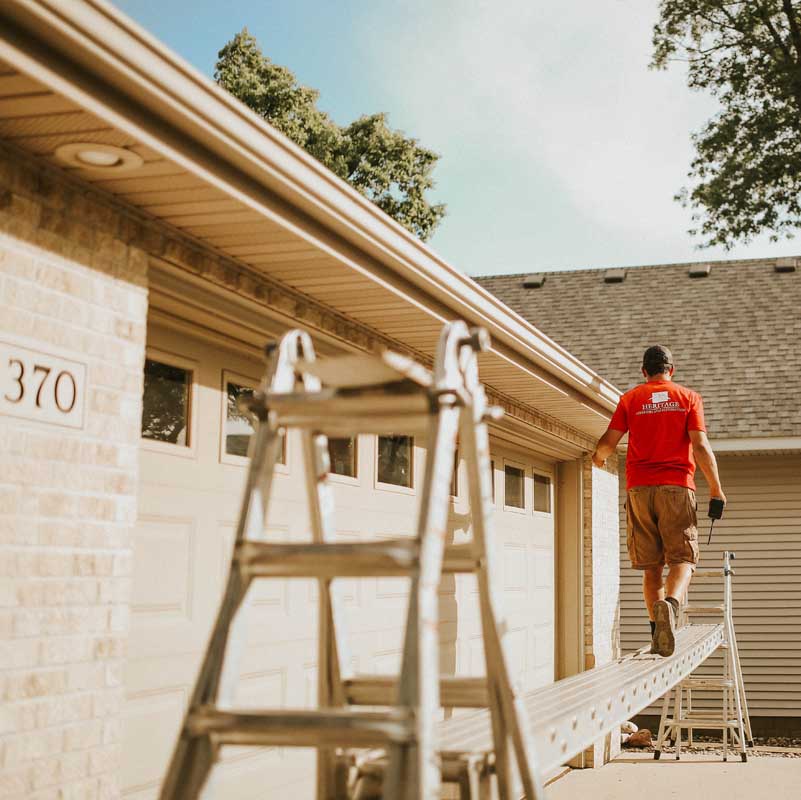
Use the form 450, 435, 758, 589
54, 142, 144, 173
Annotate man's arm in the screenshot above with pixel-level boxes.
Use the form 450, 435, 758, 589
689, 429, 726, 503
592, 428, 624, 468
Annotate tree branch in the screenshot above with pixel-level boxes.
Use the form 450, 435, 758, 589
757, 1, 795, 64
781, 0, 801, 61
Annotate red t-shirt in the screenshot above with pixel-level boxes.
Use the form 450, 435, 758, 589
609, 380, 706, 490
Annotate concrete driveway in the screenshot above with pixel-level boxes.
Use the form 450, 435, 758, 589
547, 751, 801, 800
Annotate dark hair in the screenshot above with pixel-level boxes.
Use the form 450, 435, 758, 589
642, 345, 673, 376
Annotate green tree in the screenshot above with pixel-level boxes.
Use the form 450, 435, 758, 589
215, 30, 445, 241
653, 1, 801, 247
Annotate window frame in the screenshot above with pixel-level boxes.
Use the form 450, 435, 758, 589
531, 468, 554, 516
374, 434, 416, 495
502, 457, 528, 514
140, 347, 198, 460
220, 369, 288, 473
326, 435, 360, 486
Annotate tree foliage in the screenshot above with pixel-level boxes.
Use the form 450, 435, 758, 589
653, 1, 801, 247
215, 30, 445, 241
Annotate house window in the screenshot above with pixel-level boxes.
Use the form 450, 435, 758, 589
533, 473, 552, 514
225, 379, 285, 463
141, 359, 191, 445
377, 435, 413, 488
328, 436, 357, 477
504, 464, 525, 509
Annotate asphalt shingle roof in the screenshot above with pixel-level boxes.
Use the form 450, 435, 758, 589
477, 257, 801, 439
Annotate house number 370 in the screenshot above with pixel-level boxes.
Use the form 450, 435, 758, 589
0, 339, 85, 429
4, 358, 77, 412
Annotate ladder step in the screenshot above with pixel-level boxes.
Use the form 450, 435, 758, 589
236, 540, 418, 578
296, 351, 432, 389
692, 569, 726, 580
681, 677, 734, 689
236, 540, 481, 578
248, 392, 433, 436
186, 707, 414, 748
684, 605, 725, 614
345, 675, 489, 708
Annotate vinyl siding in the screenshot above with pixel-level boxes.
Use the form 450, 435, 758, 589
619, 453, 801, 718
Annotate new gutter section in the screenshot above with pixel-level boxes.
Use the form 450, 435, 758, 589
0, 0, 620, 416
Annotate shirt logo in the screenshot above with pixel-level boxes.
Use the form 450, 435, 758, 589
651, 391, 669, 403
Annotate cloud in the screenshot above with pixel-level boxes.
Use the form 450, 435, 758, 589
356, 0, 800, 271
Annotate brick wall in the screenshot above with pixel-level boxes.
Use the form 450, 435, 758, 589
581, 453, 621, 767
0, 152, 147, 798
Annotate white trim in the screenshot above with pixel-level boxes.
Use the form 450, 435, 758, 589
502, 458, 528, 514
531, 468, 554, 517
140, 346, 198, 460
326, 435, 360, 486
374, 434, 416, 495
711, 437, 801, 452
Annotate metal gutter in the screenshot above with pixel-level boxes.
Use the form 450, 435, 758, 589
711, 437, 801, 453
0, 0, 620, 417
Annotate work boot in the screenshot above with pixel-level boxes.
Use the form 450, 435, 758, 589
652, 599, 676, 657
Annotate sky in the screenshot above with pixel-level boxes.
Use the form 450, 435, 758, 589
116, 0, 801, 276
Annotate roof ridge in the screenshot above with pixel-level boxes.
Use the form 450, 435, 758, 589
474, 254, 801, 280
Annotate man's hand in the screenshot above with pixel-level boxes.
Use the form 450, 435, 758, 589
711, 489, 727, 505
591, 428, 624, 469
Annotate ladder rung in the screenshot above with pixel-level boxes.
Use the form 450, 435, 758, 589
236, 540, 482, 578
236, 540, 418, 578
345, 675, 489, 708
692, 569, 726, 580
665, 718, 740, 729
187, 707, 414, 748
252, 392, 434, 436
681, 677, 734, 689
443, 543, 479, 574
684, 605, 724, 614
296, 352, 432, 389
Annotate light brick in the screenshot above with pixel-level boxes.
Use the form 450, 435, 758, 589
0, 150, 146, 798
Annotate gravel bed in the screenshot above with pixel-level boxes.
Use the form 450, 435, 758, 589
625, 733, 801, 758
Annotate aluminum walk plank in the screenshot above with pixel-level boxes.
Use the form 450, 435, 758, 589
438, 623, 724, 775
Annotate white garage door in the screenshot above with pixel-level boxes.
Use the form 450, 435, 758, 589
123, 323, 555, 799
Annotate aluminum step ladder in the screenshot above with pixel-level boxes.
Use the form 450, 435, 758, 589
158, 320, 541, 800
654, 550, 753, 762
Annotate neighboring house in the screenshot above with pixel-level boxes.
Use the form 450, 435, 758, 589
479, 258, 801, 735
0, 3, 623, 797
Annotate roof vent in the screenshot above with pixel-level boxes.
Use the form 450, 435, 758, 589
522, 273, 546, 288
775, 257, 798, 273
688, 263, 711, 278
603, 268, 626, 284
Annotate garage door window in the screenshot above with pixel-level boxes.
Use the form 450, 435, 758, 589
328, 436, 357, 477
504, 463, 525, 510
377, 435, 413, 488
223, 372, 285, 465
533, 473, 552, 514
141, 357, 192, 446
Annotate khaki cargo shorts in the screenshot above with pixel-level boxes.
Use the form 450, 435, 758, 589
626, 485, 699, 570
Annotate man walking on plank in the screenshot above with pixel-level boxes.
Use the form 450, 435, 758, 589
590, 345, 726, 656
